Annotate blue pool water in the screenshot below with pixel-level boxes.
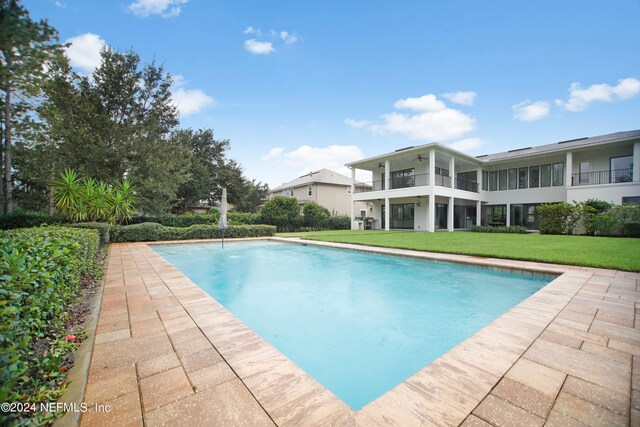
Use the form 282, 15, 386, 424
152, 241, 549, 410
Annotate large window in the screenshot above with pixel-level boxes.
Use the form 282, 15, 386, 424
578, 162, 590, 184
529, 166, 539, 188
483, 205, 506, 226
541, 164, 551, 187
390, 168, 415, 189
499, 170, 508, 190
436, 203, 448, 229
482, 171, 488, 191
508, 169, 517, 190
381, 203, 414, 229
552, 163, 564, 186
518, 168, 528, 189
489, 171, 498, 191
611, 155, 633, 182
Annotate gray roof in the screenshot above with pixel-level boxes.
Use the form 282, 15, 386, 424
477, 130, 640, 163
270, 169, 355, 193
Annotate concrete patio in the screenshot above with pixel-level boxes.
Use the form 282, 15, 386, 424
79, 238, 639, 426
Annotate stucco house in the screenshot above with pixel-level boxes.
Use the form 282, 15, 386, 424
268, 169, 370, 218
347, 130, 640, 231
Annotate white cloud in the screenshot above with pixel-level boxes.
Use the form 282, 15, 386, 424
448, 138, 485, 152
261, 147, 284, 161
280, 31, 298, 45
348, 93, 476, 141
65, 33, 106, 74
442, 91, 477, 106
512, 100, 550, 121
344, 118, 373, 128
244, 39, 274, 55
243, 26, 261, 36
128, 0, 188, 17
55, 1, 67, 7
262, 144, 365, 179
171, 75, 215, 116
555, 77, 640, 112
394, 94, 446, 111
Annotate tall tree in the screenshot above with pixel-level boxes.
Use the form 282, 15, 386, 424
0, 0, 61, 212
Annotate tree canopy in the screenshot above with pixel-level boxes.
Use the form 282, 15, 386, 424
5, 4, 268, 215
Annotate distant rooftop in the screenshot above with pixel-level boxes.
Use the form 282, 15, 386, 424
477, 129, 640, 162
270, 169, 356, 193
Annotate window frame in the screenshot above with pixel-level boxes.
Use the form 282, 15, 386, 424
541, 164, 551, 187
529, 165, 539, 188
499, 170, 508, 190
552, 162, 564, 186
518, 167, 528, 189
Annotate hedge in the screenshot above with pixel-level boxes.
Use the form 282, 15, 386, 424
0, 227, 102, 425
0, 211, 67, 230
470, 225, 527, 234
68, 222, 112, 246
113, 222, 276, 242
128, 212, 219, 227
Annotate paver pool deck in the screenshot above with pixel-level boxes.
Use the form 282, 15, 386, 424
79, 238, 640, 426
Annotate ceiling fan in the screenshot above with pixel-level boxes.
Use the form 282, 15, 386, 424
416, 155, 426, 162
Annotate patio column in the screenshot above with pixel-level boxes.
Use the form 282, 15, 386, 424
350, 167, 356, 194
384, 197, 390, 231
476, 200, 481, 226
428, 194, 435, 232
429, 148, 436, 186
565, 151, 573, 187
506, 203, 511, 226
385, 160, 390, 190
448, 197, 454, 232
634, 142, 640, 182
350, 201, 355, 230
477, 167, 483, 191
449, 156, 455, 188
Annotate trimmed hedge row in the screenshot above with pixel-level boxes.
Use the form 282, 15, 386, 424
0, 227, 102, 425
471, 225, 527, 234
128, 212, 219, 227
0, 210, 67, 230
113, 223, 276, 242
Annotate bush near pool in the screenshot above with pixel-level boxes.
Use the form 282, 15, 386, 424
113, 223, 276, 242
0, 226, 103, 425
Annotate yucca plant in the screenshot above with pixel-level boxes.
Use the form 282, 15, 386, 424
53, 169, 85, 222
110, 179, 136, 224
87, 180, 113, 222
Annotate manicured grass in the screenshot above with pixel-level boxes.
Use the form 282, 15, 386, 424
277, 230, 640, 272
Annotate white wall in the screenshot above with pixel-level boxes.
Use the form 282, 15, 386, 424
567, 183, 640, 204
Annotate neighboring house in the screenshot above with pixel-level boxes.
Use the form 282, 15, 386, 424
346, 130, 640, 231
268, 169, 370, 218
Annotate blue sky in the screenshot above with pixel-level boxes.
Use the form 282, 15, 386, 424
26, 0, 640, 187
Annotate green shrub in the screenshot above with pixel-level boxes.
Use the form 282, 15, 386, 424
302, 202, 330, 228
69, 222, 112, 246
623, 222, 640, 237
114, 223, 276, 242
0, 210, 67, 230
321, 215, 351, 230
538, 203, 572, 234
129, 212, 219, 227
260, 196, 302, 232
227, 211, 262, 225
0, 227, 102, 424
119, 222, 163, 241
471, 225, 527, 234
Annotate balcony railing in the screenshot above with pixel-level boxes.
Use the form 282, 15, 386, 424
353, 173, 479, 193
571, 168, 633, 186
454, 177, 479, 192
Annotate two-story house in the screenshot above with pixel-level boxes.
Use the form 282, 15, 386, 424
347, 130, 640, 231
268, 169, 370, 217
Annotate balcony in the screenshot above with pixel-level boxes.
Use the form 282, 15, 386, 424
571, 168, 633, 186
353, 173, 479, 193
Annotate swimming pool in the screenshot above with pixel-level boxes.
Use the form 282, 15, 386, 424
152, 240, 549, 410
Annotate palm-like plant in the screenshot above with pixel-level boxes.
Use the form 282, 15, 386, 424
53, 169, 85, 222
53, 170, 137, 224
110, 179, 136, 224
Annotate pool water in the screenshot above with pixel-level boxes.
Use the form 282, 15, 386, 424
152, 240, 549, 410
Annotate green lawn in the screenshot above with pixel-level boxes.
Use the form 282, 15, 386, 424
277, 230, 640, 272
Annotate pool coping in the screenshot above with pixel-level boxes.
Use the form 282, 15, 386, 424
143, 237, 590, 425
